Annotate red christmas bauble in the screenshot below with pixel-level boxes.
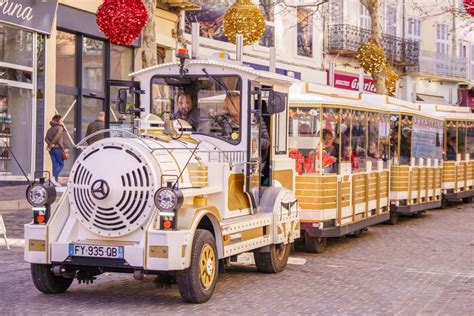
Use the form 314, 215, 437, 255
96, 0, 148, 45
464, 0, 474, 17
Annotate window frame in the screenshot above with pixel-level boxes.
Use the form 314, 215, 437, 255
149, 73, 244, 145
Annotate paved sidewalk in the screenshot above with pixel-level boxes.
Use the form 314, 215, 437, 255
0, 185, 29, 212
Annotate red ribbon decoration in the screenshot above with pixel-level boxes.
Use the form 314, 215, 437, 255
96, 0, 148, 45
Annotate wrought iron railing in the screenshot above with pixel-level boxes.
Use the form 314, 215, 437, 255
327, 24, 420, 66
407, 50, 468, 79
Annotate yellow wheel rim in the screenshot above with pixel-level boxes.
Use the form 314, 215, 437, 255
199, 244, 216, 289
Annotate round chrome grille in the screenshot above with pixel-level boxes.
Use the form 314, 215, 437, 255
68, 140, 156, 237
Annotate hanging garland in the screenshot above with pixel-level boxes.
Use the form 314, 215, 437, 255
96, 0, 148, 45
464, 0, 474, 16
223, 0, 266, 46
385, 64, 400, 97
356, 38, 386, 74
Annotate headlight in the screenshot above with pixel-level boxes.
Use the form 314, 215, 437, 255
26, 183, 56, 207
154, 187, 184, 212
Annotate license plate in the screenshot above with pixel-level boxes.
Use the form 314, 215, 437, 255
69, 244, 124, 259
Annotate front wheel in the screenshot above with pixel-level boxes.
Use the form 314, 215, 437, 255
31, 264, 74, 294
177, 229, 218, 303
254, 243, 291, 273
304, 231, 327, 253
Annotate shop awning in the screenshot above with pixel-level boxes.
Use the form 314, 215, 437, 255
416, 93, 451, 105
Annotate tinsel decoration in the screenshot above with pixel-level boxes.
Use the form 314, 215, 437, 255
464, 0, 474, 16
223, 0, 266, 46
356, 38, 386, 74
96, 0, 148, 45
385, 64, 400, 97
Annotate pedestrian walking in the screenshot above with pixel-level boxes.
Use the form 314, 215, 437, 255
45, 114, 69, 187
86, 111, 106, 144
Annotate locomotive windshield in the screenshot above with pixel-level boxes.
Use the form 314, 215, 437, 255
151, 75, 242, 144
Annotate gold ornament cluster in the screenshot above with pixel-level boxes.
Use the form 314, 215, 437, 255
223, 0, 266, 46
356, 37, 400, 96
356, 38, 386, 74
385, 64, 400, 97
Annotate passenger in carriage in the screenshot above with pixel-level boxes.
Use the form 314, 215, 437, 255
446, 137, 457, 161
174, 92, 200, 130
343, 146, 359, 171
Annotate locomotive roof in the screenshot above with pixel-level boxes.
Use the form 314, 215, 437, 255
419, 103, 474, 121
130, 59, 297, 86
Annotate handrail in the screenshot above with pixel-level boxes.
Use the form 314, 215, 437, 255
75, 129, 152, 150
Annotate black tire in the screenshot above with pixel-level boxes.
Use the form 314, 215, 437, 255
387, 211, 399, 225
31, 264, 73, 294
462, 196, 473, 203
304, 231, 327, 253
254, 243, 291, 273
440, 199, 449, 209
177, 229, 218, 304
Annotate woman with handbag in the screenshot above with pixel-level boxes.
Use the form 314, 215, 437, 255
45, 114, 69, 186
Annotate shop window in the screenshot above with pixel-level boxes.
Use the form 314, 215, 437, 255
111, 45, 133, 80
0, 25, 33, 67
55, 93, 77, 173
259, 0, 274, 48
83, 37, 105, 92
56, 31, 76, 87
157, 46, 166, 64
81, 98, 104, 140
296, 7, 313, 58
0, 86, 33, 177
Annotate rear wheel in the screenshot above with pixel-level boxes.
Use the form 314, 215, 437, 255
462, 196, 473, 203
387, 211, 399, 225
31, 264, 74, 294
254, 243, 291, 273
304, 231, 327, 253
177, 229, 218, 303
440, 199, 449, 209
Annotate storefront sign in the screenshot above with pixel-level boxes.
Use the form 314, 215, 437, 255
0, 0, 58, 34
327, 71, 376, 93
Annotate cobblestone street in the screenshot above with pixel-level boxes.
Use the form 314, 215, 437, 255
1, 204, 473, 314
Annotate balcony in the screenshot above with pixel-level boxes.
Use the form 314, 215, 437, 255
407, 50, 468, 80
326, 24, 419, 66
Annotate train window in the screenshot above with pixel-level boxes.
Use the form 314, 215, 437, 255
379, 114, 391, 169
341, 109, 355, 172
400, 115, 412, 165
273, 95, 288, 155
351, 111, 367, 172
446, 121, 457, 161
468, 123, 474, 160
458, 123, 467, 160
390, 115, 399, 164
288, 107, 321, 175
150, 75, 242, 144
368, 113, 380, 168
321, 108, 340, 174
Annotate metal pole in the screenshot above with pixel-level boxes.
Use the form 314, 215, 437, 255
191, 22, 200, 59
236, 34, 243, 62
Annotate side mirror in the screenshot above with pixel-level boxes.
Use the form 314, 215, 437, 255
117, 88, 128, 114
267, 91, 286, 114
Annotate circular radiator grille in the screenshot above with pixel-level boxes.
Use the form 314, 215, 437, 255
68, 140, 156, 237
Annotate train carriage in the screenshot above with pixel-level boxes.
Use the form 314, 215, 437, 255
419, 104, 474, 205
361, 96, 444, 224
23, 54, 300, 303
288, 83, 392, 253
